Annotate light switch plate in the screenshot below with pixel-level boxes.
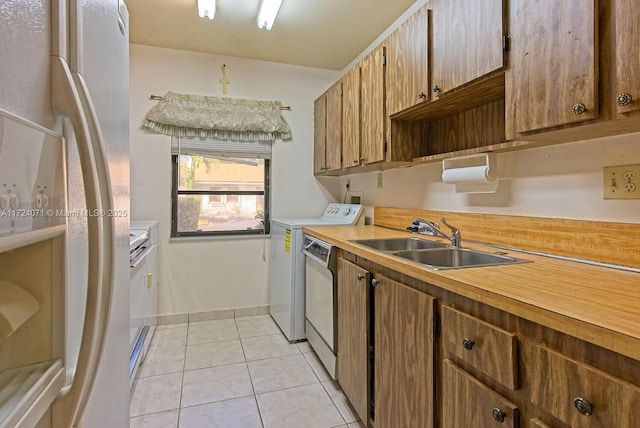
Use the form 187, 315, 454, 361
603, 164, 640, 199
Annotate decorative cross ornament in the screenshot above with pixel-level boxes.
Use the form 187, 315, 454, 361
219, 64, 231, 94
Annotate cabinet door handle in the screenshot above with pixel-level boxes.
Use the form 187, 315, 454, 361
574, 397, 594, 416
617, 93, 632, 106
357, 273, 365, 281
418, 91, 426, 99
462, 337, 475, 350
492, 408, 506, 423
572, 103, 587, 115
371, 279, 380, 288
432, 85, 441, 93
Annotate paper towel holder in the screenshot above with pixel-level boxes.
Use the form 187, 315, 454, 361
442, 152, 498, 193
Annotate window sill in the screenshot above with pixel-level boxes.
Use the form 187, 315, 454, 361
169, 234, 270, 243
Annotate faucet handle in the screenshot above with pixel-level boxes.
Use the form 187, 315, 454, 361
440, 217, 461, 247
440, 217, 457, 232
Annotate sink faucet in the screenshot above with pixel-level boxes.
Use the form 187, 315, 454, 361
407, 217, 461, 248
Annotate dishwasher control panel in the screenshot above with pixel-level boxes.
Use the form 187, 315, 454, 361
302, 235, 333, 267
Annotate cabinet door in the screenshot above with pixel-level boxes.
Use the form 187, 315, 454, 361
386, 4, 429, 115
615, 0, 640, 114
342, 66, 361, 168
337, 258, 369, 422
529, 343, 640, 427
374, 275, 436, 428
313, 94, 327, 174
507, 0, 598, 134
360, 45, 385, 165
431, 0, 504, 95
325, 81, 343, 172
443, 360, 519, 428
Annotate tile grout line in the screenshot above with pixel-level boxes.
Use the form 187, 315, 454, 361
235, 317, 267, 428
175, 321, 190, 427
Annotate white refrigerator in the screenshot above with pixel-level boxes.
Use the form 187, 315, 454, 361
0, 0, 130, 427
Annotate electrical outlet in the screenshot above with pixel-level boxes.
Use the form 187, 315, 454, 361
377, 173, 383, 189
603, 164, 640, 199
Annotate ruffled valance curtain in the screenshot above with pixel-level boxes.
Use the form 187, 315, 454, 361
143, 91, 292, 142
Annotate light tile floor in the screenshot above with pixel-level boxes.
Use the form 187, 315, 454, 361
130, 315, 366, 428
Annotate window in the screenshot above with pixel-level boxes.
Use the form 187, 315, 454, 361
171, 138, 270, 237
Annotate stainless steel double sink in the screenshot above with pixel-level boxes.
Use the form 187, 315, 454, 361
350, 237, 530, 270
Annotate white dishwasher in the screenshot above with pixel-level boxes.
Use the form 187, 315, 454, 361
302, 235, 338, 379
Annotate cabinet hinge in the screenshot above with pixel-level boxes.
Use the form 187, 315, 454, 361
502, 34, 511, 52
340, 88, 344, 97
433, 315, 440, 336
382, 54, 386, 66
383, 141, 387, 153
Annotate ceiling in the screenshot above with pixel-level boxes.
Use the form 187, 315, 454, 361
127, 0, 417, 71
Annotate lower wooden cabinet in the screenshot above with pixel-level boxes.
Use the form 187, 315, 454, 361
335, 252, 640, 428
336, 258, 370, 422
442, 360, 519, 428
374, 274, 436, 428
529, 343, 640, 427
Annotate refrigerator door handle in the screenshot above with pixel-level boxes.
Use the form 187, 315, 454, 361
50, 56, 114, 428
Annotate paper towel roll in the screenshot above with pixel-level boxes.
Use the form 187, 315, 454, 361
0, 280, 40, 338
442, 165, 495, 184
442, 165, 498, 193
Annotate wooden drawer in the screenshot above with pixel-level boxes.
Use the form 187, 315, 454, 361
530, 418, 551, 428
529, 343, 640, 427
442, 359, 519, 428
441, 305, 518, 389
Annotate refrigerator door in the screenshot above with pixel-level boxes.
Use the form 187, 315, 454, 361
1, 0, 130, 426
54, 0, 131, 426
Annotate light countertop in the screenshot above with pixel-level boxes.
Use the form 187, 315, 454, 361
303, 225, 640, 361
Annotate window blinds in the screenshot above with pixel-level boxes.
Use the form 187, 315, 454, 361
171, 137, 271, 159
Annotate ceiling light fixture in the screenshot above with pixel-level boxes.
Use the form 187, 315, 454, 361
257, 0, 283, 31
197, 0, 216, 20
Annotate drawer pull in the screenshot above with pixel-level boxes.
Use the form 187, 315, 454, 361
462, 337, 475, 350
572, 103, 587, 115
616, 93, 632, 106
574, 397, 594, 416
492, 407, 506, 423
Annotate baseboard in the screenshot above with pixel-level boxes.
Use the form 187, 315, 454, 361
157, 305, 270, 326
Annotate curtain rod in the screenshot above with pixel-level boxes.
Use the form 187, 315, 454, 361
149, 94, 291, 111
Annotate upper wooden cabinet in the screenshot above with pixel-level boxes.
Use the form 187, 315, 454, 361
431, 0, 505, 96
506, 0, 598, 135
313, 81, 342, 174
342, 66, 361, 169
614, 0, 640, 115
385, 4, 430, 116
359, 45, 386, 166
312, 95, 326, 175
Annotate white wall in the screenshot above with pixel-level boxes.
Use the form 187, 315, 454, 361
129, 44, 340, 316
342, 133, 640, 224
